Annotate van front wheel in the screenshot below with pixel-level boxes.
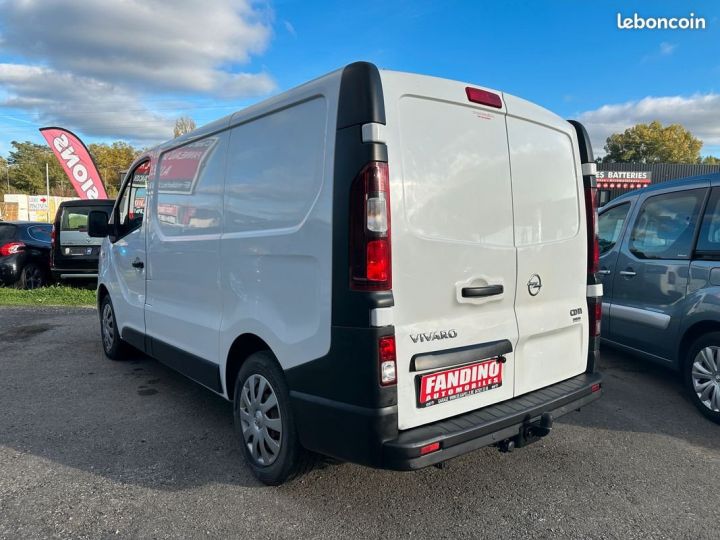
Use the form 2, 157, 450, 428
99, 295, 128, 360
233, 351, 313, 485
685, 333, 720, 424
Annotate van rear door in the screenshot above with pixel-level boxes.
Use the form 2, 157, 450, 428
382, 72, 519, 430
58, 205, 106, 265
504, 96, 588, 395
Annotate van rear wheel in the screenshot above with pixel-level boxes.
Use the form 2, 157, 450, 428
233, 351, 313, 485
685, 333, 720, 424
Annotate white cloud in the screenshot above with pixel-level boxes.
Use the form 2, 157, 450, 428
0, 0, 277, 144
578, 94, 720, 156
0, 0, 275, 96
0, 64, 173, 142
659, 42, 677, 55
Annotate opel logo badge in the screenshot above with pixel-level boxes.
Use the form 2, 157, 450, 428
528, 274, 542, 296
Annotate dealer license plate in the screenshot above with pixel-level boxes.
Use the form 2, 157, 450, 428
417, 358, 503, 408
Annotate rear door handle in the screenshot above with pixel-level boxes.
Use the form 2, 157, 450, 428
619, 269, 636, 277
132, 258, 144, 269
461, 285, 504, 298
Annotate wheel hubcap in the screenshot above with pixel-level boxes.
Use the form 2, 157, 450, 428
26, 267, 42, 289
101, 304, 114, 351
239, 374, 282, 466
692, 346, 720, 413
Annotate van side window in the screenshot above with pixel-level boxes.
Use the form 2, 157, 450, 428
156, 135, 226, 236
598, 203, 630, 255
116, 160, 151, 238
695, 187, 720, 258
629, 189, 705, 260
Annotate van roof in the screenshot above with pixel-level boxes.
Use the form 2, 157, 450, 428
610, 172, 720, 204
59, 199, 115, 208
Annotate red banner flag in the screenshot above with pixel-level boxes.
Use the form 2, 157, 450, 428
39, 127, 108, 199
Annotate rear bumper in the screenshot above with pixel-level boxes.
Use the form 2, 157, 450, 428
51, 268, 98, 279
291, 372, 602, 470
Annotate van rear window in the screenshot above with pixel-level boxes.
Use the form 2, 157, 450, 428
62, 207, 108, 231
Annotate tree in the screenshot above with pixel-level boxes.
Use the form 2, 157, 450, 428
701, 155, 720, 165
6, 141, 65, 195
173, 116, 197, 138
603, 121, 703, 164
88, 141, 140, 195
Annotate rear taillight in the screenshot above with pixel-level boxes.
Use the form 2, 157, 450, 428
51, 225, 56, 243
0, 242, 25, 256
584, 183, 599, 275
379, 335, 397, 386
350, 162, 391, 290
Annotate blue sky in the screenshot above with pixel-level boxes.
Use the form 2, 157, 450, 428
0, 0, 719, 157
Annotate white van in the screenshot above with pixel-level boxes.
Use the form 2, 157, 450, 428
89, 62, 603, 485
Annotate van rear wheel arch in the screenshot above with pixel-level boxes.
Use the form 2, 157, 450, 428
225, 334, 274, 399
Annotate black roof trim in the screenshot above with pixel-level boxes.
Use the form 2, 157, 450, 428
337, 62, 386, 129
567, 120, 594, 164
58, 199, 115, 207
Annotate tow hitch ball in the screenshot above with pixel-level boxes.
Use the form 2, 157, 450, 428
497, 412, 554, 453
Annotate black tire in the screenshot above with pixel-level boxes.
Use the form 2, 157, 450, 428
18, 263, 46, 290
233, 351, 314, 485
99, 295, 128, 360
684, 332, 720, 424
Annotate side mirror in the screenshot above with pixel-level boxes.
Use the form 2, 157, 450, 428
88, 211, 110, 238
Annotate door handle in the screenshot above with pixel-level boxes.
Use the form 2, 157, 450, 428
461, 285, 504, 298
132, 258, 144, 269
598, 269, 612, 275
619, 269, 636, 277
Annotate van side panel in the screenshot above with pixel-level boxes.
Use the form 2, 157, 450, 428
145, 132, 230, 378
504, 95, 589, 395
219, 85, 337, 395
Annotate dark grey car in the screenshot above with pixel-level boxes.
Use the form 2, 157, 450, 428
599, 173, 720, 424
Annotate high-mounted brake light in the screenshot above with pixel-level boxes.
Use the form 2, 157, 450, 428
0, 242, 25, 256
379, 335, 397, 386
350, 162, 391, 291
465, 87, 503, 109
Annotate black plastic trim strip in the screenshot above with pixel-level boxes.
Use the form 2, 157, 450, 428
410, 339, 513, 372
150, 337, 223, 394
122, 327, 147, 353
567, 120, 594, 164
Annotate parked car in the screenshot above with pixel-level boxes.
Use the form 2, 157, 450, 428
599, 173, 720, 424
0, 221, 52, 289
88, 62, 603, 484
51, 199, 114, 281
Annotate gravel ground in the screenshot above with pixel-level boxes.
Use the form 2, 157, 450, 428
0, 306, 718, 539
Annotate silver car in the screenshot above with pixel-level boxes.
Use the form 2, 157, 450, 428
599, 173, 720, 424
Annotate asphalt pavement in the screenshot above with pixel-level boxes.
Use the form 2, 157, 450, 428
0, 306, 718, 539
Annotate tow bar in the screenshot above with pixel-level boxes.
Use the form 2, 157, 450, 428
497, 412, 554, 453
